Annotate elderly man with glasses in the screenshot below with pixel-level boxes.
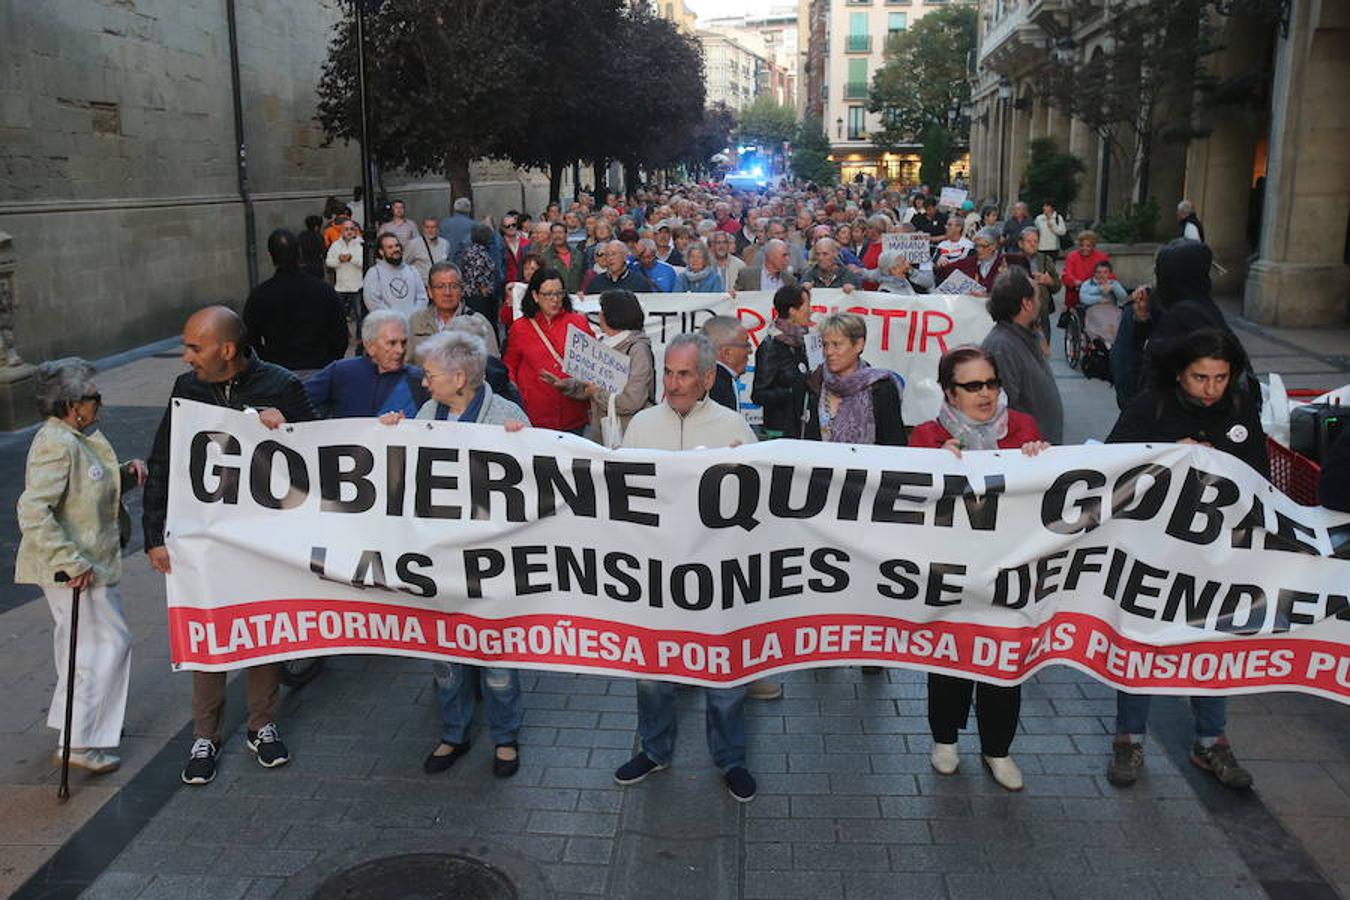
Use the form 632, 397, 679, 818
410, 262, 500, 359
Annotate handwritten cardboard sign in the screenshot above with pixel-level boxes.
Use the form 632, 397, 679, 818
563, 325, 631, 396
937, 269, 982, 295
939, 187, 968, 209
882, 233, 933, 265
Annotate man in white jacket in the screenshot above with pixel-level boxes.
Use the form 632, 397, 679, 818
325, 219, 365, 324
363, 234, 427, 318
613, 333, 759, 803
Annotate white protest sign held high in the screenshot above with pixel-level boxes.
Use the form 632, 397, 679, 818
165, 401, 1350, 702
563, 325, 631, 396
938, 270, 983, 296
939, 187, 969, 209
882, 233, 934, 265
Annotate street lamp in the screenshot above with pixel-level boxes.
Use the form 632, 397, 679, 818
997, 76, 1012, 100
1053, 37, 1076, 65
836, 116, 844, 139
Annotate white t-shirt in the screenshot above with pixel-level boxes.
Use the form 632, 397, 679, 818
935, 238, 974, 266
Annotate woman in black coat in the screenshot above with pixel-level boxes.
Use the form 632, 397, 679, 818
751, 285, 814, 438
1104, 327, 1264, 793
802, 310, 907, 446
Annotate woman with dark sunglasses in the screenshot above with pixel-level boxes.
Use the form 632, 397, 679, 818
907, 345, 1050, 792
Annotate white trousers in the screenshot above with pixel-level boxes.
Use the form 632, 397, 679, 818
45, 584, 132, 749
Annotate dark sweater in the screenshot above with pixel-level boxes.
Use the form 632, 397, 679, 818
982, 320, 1063, 444
242, 267, 349, 371
143, 355, 316, 548
1107, 387, 1269, 478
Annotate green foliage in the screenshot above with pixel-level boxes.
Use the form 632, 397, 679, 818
680, 102, 737, 179
918, 125, 952, 189
1097, 199, 1160, 244
1023, 138, 1085, 214
736, 96, 797, 148
791, 118, 836, 186
868, 5, 977, 150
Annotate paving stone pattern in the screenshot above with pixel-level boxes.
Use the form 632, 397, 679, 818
81, 658, 1273, 900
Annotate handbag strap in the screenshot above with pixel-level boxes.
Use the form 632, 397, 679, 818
529, 317, 565, 368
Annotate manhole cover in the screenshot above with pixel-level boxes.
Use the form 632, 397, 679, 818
312, 852, 518, 900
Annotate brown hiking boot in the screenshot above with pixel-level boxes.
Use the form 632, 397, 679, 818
1106, 739, 1144, 787
1191, 739, 1253, 790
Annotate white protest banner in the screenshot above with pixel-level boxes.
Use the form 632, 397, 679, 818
882, 233, 934, 265
166, 401, 1350, 702
938, 270, 982, 296
939, 187, 969, 209
563, 325, 631, 396
633, 290, 992, 424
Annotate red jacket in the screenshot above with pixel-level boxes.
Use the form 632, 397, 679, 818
503, 310, 592, 431
860, 240, 883, 291
937, 252, 1008, 295
908, 409, 1043, 449
503, 237, 532, 285
1060, 249, 1110, 308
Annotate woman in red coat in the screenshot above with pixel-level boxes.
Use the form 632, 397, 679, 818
503, 266, 593, 433
1059, 230, 1110, 309
908, 345, 1050, 794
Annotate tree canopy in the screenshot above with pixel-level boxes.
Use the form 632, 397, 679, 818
316, 0, 708, 201
867, 6, 976, 149
736, 96, 797, 148
790, 118, 836, 186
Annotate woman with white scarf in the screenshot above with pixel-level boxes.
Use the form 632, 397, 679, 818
907, 345, 1050, 792
550, 289, 655, 444
871, 250, 935, 294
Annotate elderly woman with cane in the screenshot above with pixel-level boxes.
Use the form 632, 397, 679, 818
17, 359, 146, 777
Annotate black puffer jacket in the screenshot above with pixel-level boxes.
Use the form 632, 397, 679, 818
1106, 385, 1268, 478
802, 366, 908, 446
751, 335, 809, 438
143, 354, 317, 548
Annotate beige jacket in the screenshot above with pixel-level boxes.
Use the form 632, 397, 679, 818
16, 418, 127, 587
559, 331, 656, 440
408, 305, 500, 359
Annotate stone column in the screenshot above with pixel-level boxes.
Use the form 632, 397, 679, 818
0, 232, 37, 430
1243, 0, 1350, 325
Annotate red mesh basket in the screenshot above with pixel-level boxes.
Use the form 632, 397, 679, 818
1266, 436, 1322, 505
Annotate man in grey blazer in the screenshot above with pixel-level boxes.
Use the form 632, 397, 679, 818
734, 239, 797, 293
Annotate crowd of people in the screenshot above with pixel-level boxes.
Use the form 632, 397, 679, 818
17, 176, 1348, 807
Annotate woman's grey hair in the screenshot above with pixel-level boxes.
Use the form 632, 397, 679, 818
446, 314, 493, 349
35, 357, 98, 418
817, 311, 868, 343
974, 227, 1002, 246
867, 214, 891, 233
683, 241, 710, 268
877, 250, 905, 274
417, 331, 488, 390
695, 219, 717, 237
361, 309, 409, 344
666, 332, 716, 376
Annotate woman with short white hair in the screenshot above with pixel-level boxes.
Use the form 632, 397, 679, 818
17, 358, 147, 774
394, 331, 528, 777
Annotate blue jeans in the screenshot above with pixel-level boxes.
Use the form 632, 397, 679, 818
1115, 692, 1227, 742
636, 680, 747, 772
433, 662, 522, 746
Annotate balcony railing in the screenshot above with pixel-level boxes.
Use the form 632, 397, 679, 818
846, 34, 873, 52
845, 80, 869, 99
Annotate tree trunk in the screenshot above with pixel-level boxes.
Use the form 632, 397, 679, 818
623, 160, 640, 197
548, 157, 565, 206
572, 161, 581, 200
447, 158, 473, 207
593, 159, 607, 199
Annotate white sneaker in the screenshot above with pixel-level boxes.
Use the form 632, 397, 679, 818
930, 742, 959, 775
54, 747, 121, 774
983, 754, 1024, 791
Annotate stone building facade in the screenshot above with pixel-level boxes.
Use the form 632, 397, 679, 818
0, 0, 560, 364
968, 0, 1348, 325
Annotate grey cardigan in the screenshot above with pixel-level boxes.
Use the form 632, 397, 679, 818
982, 320, 1064, 444
415, 382, 529, 426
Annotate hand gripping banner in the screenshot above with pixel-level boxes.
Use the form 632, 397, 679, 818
165, 401, 1350, 701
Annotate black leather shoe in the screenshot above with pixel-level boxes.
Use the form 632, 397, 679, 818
493, 742, 520, 779
423, 742, 470, 774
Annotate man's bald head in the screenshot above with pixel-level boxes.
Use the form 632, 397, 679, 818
182, 306, 248, 383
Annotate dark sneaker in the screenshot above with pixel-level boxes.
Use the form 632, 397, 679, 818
1191, 740, 1253, 789
182, 737, 218, 785
724, 766, 757, 803
246, 722, 290, 768
1106, 740, 1144, 788
614, 753, 667, 785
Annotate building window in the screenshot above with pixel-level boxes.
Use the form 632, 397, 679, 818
846, 12, 872, 52
845, 58, 868, 99
847, 106, 866, 140
888, 12, 907, 34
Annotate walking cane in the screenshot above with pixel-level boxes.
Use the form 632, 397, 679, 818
54, 570, 81, 802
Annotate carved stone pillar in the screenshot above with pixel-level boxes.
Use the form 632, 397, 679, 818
0, 232, 38, 430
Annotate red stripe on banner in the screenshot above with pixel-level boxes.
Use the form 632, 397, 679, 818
167, 600, 1350, 700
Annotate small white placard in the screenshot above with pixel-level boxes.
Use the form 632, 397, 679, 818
562, 325, 631, 397
937, 269, 982, 295
805, 331, 824, 372
881, 233, 933, 265
939, 187, 968, 209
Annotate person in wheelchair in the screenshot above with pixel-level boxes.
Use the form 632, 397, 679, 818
1078, 260, 1128, 348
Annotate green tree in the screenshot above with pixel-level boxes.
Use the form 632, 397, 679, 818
868, 5, 976, 182
1022, 138, 1085, 213
679, 102, 737, 180
791, 118, 836, 186
736, 95, 798, 148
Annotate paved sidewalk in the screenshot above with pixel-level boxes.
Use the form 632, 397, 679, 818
0, 302, 1347, 899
